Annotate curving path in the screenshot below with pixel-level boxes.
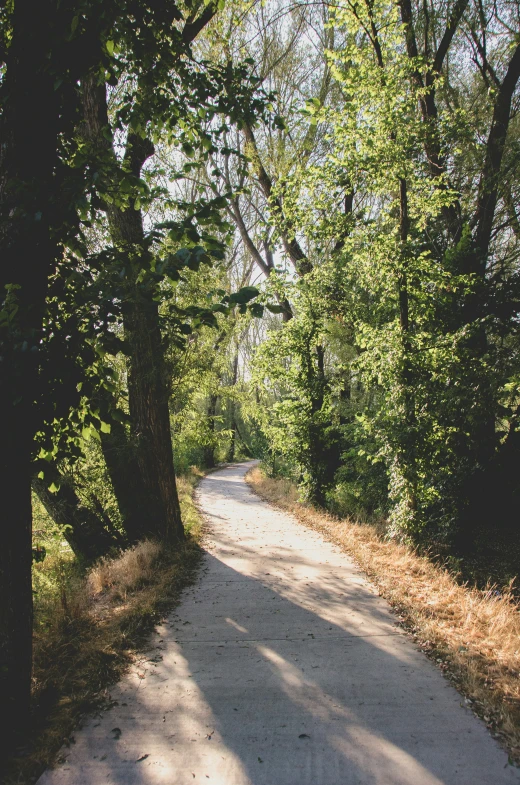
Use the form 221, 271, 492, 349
38, 461, 520, 785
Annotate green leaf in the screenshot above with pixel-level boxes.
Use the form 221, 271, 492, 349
211, 303, 230, 315
249, 302, 264, 318
229, 286, 260, 305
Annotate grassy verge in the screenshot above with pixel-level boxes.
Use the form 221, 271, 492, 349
246, 465, 520, 765
5, 467, 206, 785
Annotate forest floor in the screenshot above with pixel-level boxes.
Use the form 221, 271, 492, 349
35, 461, 519, 785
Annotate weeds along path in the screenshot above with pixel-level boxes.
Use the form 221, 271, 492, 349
38, 461, 519, 785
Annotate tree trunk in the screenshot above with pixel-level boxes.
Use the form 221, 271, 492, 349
0, 0, 61, 748
32, 476, 123, 562
100, 419, 153, 544
226, 352, 239, 463
0, 437, 33, 755
305, 343, 329, 507
397, 178, 418, 518
81, 78, 184, 545
109, 151, 183, 543
203, 393, 219, 468
123, 288, 184, 542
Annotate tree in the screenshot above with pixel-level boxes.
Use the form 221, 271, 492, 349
32, 473, 123, 562
0, 0, 85, 743
268, 0, 520, 541
0, 0, 229, 745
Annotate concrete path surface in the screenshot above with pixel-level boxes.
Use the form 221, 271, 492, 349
38, 461, 520, 785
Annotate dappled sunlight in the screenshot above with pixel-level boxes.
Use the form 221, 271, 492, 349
38, 463, 518, 785
256, 643, 445, 785
201, 513, 416, 668
226, 617, 249, 634
330, 729, 446, 785
256, 643, 354, 719
54, 639, 254, 785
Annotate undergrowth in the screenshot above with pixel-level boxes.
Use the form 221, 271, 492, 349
247, 465, 520, 766
4, 467, 205, 785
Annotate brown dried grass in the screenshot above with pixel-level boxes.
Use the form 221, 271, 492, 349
4, 470, 205, 785
247, 466, 520, 763
87, 539, 162, 598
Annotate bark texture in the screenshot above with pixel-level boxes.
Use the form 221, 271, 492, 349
81, 77, 183, 544
0, 0, 60, 745
32, 476, 123, 562
100, 419, 153, 543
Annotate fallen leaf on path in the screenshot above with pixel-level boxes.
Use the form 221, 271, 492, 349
136, 754, 149, 762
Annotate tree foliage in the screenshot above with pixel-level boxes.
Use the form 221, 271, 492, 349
1, 0, 520, 757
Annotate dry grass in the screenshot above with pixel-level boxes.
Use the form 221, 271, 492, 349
247, 465, 520, 763
5, 470, 206, 785
88, 540, 162, 598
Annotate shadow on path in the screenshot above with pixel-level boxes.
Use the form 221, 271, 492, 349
38, 462, 520, 785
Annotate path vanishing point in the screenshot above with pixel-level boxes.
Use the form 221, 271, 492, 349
38, 461, 520, 785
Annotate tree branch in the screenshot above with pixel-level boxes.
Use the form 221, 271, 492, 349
432, 0, 469, 73
228, 197, 272, 278
398, 0, 463, 240
243, 122, 312, 275
181, 2, 218, 45
474, 42, 520, 273
124, 131, 154, 176
227, 197, 293, 320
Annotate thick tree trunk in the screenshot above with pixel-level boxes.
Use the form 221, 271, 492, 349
0, 435, 33, 754
100, 419, 153, 544
81, 79, 184, 545
0, 0, 61, 747
123, 289, 184, 542
457, 48, 520, 474
473, 43, 520, 275
109, 145, 183, 543
32, 476, 123, 562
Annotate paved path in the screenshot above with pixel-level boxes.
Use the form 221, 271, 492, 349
39, 462, 520, 785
